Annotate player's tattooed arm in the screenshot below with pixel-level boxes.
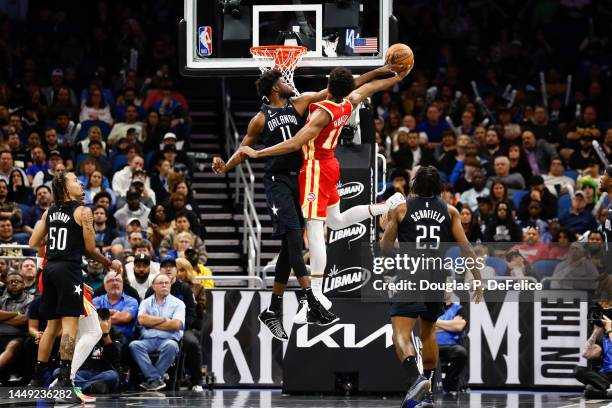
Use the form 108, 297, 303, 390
214, 112, 265, 174
79, 206, 111, 268
240, 109, 329, 159
28, 209, 48, 248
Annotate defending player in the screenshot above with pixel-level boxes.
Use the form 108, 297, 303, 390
239, 66, 409, 318
213, 66, 397, 338
380, 166, 483, 408
28, 171, 120, 393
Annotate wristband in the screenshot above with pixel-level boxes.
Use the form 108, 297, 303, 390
606, 330, 612, 336
102, 333, 110, 338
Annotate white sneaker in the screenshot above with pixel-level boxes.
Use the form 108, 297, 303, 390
293, 299, 308, 324
192, 385, 204, 392
316, 291, 333, 310
386, 192, 406, 210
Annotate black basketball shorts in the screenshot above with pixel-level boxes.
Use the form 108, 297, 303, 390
41, 261, 84, 320
264, 172, 304, 237
390, 302, 445, 322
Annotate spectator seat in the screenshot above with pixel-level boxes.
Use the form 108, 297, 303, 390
532, 259, 561, 277
486, 256, 508, 276
558, 194, 572, 214
563, 170, 579, 181
511, 190, 529, 209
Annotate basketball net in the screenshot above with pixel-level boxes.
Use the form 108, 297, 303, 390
250, 45, 307, 96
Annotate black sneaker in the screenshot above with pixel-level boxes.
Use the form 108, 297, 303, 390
27, 376, 43, 387
306, 300, 339, 326
415, 391, 434, 407
401, 375, 430, 408
258, 309, 288, 341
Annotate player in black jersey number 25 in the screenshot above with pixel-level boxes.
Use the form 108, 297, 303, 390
28, 171, 120, 390
381, 166, 483, 408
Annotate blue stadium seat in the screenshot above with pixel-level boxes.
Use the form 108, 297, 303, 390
511, 190, 529, 209
111, 154, 128, 173
78, 120, 111, 141
563, 170, 579, 181
558, 194, 572, 214
532, 259, 561, 277
445, 246, 461, 260
486, 256, 508, 276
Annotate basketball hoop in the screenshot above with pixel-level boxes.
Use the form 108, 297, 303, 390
250, 45, 307, 95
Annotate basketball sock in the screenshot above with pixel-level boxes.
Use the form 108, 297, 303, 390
304, 288, 317, 305
59, 359, 71, 380
311, 276, 323, 297
33, 361, 48, 376
269, 294, 282, 313
71, 307, 103, 380
424, 368, 436, 392
402, 356, 419, 381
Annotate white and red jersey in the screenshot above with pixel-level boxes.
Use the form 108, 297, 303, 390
302, 99, 353, 160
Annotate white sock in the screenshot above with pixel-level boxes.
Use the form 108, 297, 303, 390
71, 305, 102, 380
311, 276, 323, 296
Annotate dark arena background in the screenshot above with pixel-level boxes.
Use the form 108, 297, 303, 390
0, 0, 611, 407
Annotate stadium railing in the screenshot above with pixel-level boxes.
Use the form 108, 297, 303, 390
195, 275, 264, 289
0, 244, 35, 262
223, 82, 262, 284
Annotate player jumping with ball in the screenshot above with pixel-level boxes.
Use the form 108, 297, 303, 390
239, 65, 410, 323
214, 65, 399, 338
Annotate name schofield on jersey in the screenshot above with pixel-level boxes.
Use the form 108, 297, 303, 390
49, 212, 71, 223
410, 209, 446, 223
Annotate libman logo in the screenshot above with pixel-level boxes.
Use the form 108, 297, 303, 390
337, 181, 364, 199
328, 223, 366, 244
323, 265, 371, 293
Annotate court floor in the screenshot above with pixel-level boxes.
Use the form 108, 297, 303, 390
1, 389, 610, 407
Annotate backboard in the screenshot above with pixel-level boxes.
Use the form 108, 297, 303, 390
180, 0, 392, 76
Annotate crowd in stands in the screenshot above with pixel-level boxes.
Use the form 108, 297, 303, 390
376, 1, 611, 291
0, 1, 215, 392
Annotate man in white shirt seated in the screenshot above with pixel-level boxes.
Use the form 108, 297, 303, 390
543, 157, 575, 197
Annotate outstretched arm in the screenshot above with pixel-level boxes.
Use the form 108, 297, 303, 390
239, 108, 330, 159
212, 112, 264, 174
292, 65, 401, 115
348, 69, 409, 109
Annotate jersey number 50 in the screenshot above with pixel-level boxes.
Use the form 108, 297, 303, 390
416, 225, 440, 249
48, 227, 68, 251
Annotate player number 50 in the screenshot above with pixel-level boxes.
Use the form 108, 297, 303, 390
48, 226, 67, 251
416, 225, 440, 249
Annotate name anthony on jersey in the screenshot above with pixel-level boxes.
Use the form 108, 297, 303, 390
48, 212, 71, 223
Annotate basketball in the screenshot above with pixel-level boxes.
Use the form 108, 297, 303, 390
385, 43, 414, 73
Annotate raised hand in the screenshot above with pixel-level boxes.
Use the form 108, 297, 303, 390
212, 157, 227, 174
